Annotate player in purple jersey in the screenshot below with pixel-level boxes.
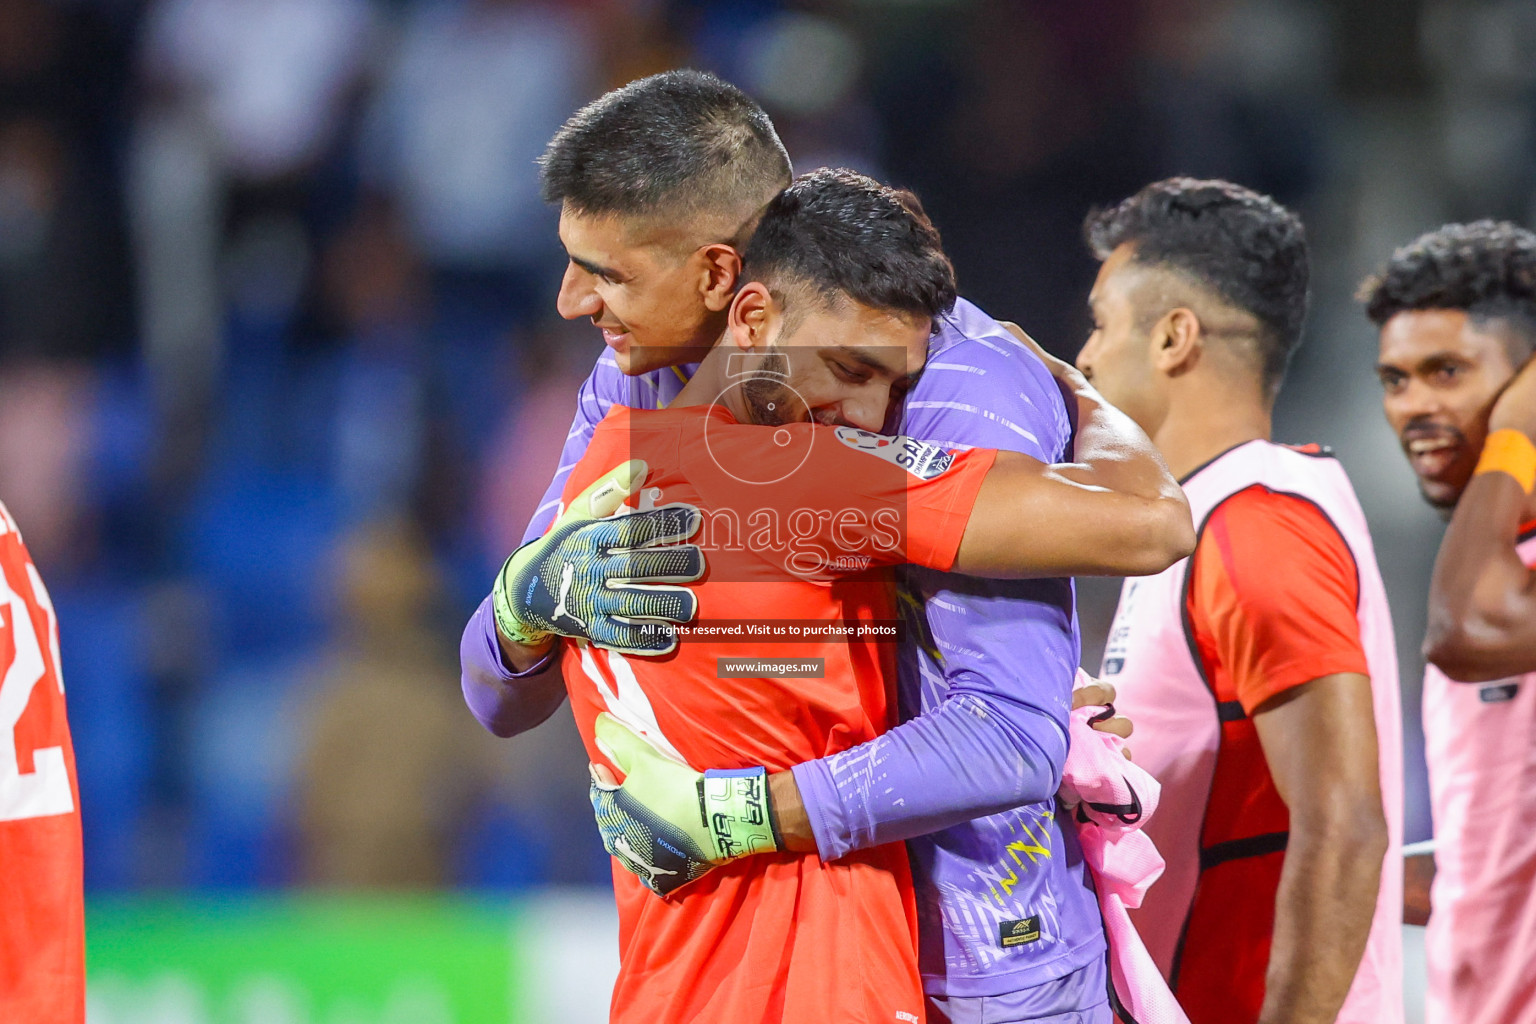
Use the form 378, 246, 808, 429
462, 72, 1180, 1023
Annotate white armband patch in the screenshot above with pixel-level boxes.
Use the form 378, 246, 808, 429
834, 426, 956, 480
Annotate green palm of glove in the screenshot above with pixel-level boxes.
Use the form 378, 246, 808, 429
589, 712, 780, 898
493, 460, 705, 657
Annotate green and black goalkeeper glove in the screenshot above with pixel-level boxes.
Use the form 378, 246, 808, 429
589, 712, 780, 898
492, 460, 705, 657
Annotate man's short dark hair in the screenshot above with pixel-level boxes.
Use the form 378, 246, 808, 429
1358, 220, 1536, 361
1084, 178, 1310, 393
744, 168, 957, 329
539, 70, 792, 238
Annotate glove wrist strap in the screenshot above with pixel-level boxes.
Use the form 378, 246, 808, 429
492, 548, 549, 647
698, 767, 780, 858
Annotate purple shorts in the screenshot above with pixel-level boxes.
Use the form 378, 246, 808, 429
925, 957, 1112, 1024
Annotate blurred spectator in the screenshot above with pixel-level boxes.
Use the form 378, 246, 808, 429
320, 195, 432, 523
713, 6, 884, 175
139, 0, 377, 184
0, 0, 133, 362
1135, 0, 1327, 203
0, 116, 125, 360
363, 0, 591, 280
133, 0, 378, 492
0, 361, 97, 572
588, 0, 687, 90
865, 0, 1153, 350
1419, 0, 1536, 220
294, 518, 499, 887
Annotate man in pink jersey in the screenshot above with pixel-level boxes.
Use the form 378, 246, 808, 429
1362, 219, 1536, 1024
1075, 178, 1403, 1024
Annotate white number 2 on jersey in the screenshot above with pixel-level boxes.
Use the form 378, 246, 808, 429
0, 557, 73, 822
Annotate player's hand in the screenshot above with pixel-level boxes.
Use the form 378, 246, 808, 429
1073, 672, 1133, 758
492, 460, 705, 657
1489, 353, 1536, 439
589, 713, 779, 898
998, 320, 1090, 393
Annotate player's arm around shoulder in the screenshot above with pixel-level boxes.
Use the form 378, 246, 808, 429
1425, 357, 1536, 681
949, 325, 1194, 579
460, 597, 566, 738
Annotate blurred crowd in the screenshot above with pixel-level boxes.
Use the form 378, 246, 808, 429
0, 0, 1531, 891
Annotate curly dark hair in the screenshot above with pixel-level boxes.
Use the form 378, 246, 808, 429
539, 70, 791, 235
1084, 177, 1309, 394
1358, 220, 1536, 357
744, 168, 957, 329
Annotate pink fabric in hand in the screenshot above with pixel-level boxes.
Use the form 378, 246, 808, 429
1064, 671, 1189, 1024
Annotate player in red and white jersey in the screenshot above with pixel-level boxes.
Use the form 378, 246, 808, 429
1363, 220, 1536, 1024
528, 170, 1193, 1024
1077, 179, 1403, 1024
564, 401, 981, 1024
0, 499, 84, 1023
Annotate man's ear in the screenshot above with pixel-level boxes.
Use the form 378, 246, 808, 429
728, 282, 774, 351
697, 243, 744, 312
1151, 307, 1203, 377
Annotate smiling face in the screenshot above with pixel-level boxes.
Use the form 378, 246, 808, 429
727, 283, 930, 432
1376, 309, 1519, 509
555, 206, 736, 374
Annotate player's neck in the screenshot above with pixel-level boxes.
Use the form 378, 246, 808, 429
669, 337, 750, 421
1152, 384, 1273, 480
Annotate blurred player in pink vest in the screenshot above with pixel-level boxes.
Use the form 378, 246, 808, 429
1077, 178, 1404, 1024
1362, 220, 1536, 1024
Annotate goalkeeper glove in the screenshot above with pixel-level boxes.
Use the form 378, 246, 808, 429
492, 460, 705, 657
589, 712, 780, 897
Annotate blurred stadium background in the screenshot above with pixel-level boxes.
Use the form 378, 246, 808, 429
1, 0, 1529, 1020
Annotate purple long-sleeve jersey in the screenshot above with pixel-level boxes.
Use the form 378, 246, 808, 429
462, 298, 1105, 999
